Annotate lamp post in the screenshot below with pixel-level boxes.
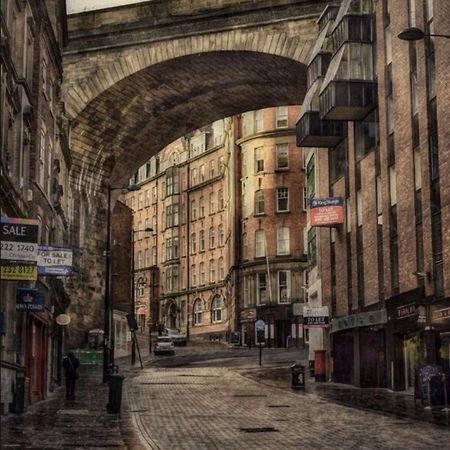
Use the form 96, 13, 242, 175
131, 227, 152, 365
398, 26, 450, 41
103, 183, 140, 383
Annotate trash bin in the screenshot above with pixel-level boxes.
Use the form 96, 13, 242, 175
291, 363, 306, 390
107, 374, 125, 414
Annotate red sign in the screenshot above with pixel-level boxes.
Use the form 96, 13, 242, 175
309, 197, 344, 227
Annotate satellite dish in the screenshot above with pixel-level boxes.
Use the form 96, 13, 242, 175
56, 314, 71, 326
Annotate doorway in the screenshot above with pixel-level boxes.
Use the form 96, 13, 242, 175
404, 335, 420, 390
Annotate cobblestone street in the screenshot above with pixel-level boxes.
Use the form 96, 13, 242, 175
125, 360, 450, 450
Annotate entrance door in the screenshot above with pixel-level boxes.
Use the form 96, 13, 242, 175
168, 303, 177, 329
276, 320, 290, 347
404, 336, 420, 390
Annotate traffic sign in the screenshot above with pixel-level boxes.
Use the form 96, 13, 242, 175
255, 319, 265, 331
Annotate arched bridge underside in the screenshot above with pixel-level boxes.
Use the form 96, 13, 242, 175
62, 0, 331, 344
64, 0, 331, 193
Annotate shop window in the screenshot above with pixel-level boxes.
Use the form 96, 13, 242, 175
256, 273, 267, 305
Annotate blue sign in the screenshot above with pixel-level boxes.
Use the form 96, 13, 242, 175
16, 288, 45, 311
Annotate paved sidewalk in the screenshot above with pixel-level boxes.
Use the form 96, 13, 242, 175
1, 365, 128, 449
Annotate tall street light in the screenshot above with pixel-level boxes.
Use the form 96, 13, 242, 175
103, 183, 140, 383
398, 26, 450, 41
130, 226, 153, 365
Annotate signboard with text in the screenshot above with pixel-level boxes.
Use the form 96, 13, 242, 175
16, 288, 45, 311
309, 197, 344, 227
1, 217, 39, 281
303, 306, 330, 329
38, 246, 73, 276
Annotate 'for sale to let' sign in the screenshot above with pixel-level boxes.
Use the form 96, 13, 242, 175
309, 197, 344, 227
1, 217, 39, 262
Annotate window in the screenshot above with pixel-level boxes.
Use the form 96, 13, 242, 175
193, 299, 203, 325
151, 245, 157, 265
357, 190, 363, 226
166, 168, 178, 196
255, 109, 264, 132
144, 190, 150, 207
137, 251, 143, 269
389, 166, 397, 206
191, 199, 197, 220
256, 273, 267, 305
278, 271, 291, 303
47, 141, 53, 197
306, 156, 315, 200
355, 110, 378, 161
212, 296, 222, 322
166, 266, 179, 292
329, 138, 347, 182
190, 232, 197, 254
218, 257, 225, 279
218, 189, 224, 210
242, 233, 248, 259
218, 224, 225, 246
209, 192, 215, 214
199, 262, 205, 285
209, 227, 215, 249
277, 187, 289, 212
152, 215, 157, 233
191, 265, 197, 286
277, 228, 290, 255
209, 160, 215, 178
166, 204, 179, 228
218, 156, 225, 173
166, 235, 179, 260
200, 164, 205, 182
376, 176, 383, 217
307, 228, 317, 267
254, 190, 265, 215
152, 186, 158, 203
191, 168, 197, 185
255, 147, 264, 173
199, 229, 205, 251
209, 259, 215, 283
39, 130, 46, 188
199, 196, 205, 217
255, 230, 266, 258
276, 106, 288, 128
145, 249, 150, 267
276, 144, 289, 169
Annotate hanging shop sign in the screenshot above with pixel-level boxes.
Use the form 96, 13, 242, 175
309, 197, 344, 227
303, 306, 330, 328
1, 217, 39, 281
16, 288, 45, 311
38, 246, 73, 276
56, 314, 71, 326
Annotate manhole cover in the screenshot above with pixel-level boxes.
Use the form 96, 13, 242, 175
240, 427, 278, 433
57, 409, 90, 416
233, 394, 267, 398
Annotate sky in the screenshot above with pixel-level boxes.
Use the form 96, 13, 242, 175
66, 0, 148, 14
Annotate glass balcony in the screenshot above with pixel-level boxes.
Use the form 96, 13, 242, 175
296, 111, 345, 147
318, 5, 339, 33
307, 53, 331, 89
331, 14, 374, 52
319, 79, 376, 121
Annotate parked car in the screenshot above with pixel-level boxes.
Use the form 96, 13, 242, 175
165, 328, 187, 346
154, 337, 175, 355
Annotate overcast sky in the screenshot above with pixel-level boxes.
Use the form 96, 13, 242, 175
66, 0, 148, 14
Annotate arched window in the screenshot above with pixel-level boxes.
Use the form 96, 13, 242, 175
209, 227, 215, 249
211, 295, 222, 322
218, 257, 225, 280
218, 224, 225, 246
199, 229, 205, 251
193, 299, 203, 325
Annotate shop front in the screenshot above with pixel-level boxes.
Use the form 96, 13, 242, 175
330, 308, 387, 388
431, 301, 450, 375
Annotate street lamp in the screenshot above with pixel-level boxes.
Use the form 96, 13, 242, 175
103, 183, 140, 383
398, 26, 450, 41
130, 226, 153, 365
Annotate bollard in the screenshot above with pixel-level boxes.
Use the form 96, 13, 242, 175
107, 374, 125, 414
291, 363, 306, 390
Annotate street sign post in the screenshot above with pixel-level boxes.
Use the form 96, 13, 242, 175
255, 320, 265, 366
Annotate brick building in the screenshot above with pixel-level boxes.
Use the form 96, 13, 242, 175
297, 0, 450, 390
1, 0, 73, 414
124, 106, 307, 346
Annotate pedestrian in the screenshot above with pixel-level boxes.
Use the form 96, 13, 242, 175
63, 352, 80, 401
